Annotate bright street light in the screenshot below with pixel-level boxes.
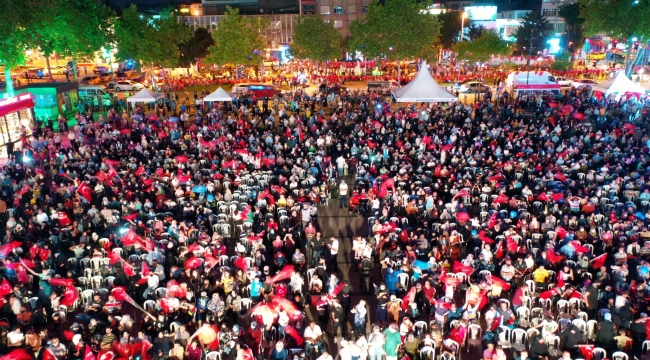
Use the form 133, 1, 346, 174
460, 11, 468, 42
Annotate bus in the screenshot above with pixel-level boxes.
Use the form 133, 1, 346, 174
231, 83, 277, 98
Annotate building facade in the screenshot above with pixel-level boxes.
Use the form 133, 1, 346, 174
180, 13, 296, 48
540, 0, 573, 36
314, 0, 371, 37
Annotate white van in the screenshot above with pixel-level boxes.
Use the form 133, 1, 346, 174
505, 71, 556, 87
78, 85, 113, 100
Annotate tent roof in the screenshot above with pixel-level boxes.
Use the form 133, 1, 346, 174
202, 87, 236, 102
126, 88, 164, 103
592, 71, 645, 96
392, 61, 458, 103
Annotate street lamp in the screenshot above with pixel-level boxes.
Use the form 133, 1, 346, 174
460, 12, 468, 42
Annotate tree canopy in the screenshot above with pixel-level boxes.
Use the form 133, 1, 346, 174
558, 2, 585, 54
435, 12, 462, 49
577, 0, 650, 40
206, 6, 268, 66
466, 22, 486, 42
453, 30, 511, 64
113, 5, 191, 68
179, 27, 215, 68
349, 0, 441, 62
291, 14, 343, 61
513, 11, 553, 55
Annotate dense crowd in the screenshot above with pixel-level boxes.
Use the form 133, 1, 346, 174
1, 67, 650, 360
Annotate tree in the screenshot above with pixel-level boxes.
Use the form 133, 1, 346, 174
577, 0, 650, 40
114, 5, 191, 69
206, 6, 268, 67
349, 0, 441, 63
550, 53, 573, 70
32, 0, 113, 81
436, 12, 462, 49
513, 11, 553, 56
558, 2, 585, 54
466, 22, 486, 42
0, 0, 36, 94
178, 27, 215, 69
291, 14, 342, 62
453, 30, 511, 64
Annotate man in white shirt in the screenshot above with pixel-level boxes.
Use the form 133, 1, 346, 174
36, 209, 49, 225
339, 179, 348, 209
303, 321, 323, 358
336, 155, 346, 177
315, 351, 333, 360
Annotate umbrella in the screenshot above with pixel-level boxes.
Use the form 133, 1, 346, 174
192, 185, 207, 194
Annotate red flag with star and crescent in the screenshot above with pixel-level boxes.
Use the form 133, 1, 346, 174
77, 181, 92, 202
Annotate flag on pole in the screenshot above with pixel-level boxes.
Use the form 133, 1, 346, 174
591, 253, 607, 268
77, 181, 92, 202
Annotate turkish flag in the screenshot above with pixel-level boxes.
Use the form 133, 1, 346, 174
123, 213, 138, 222
233, 257, 247, 273
96, 171, 107, 182
104, 159, 121, 167
142, 262, 150, 276
77, 181, 92, 202
122, 262, 135, 277
453, 188, 470, 199
204, 255, 219, 270
49, 278, 75, 287
0, 241, 22, 258
267, 265, 295, 283
43, 348, 58, 360
39, 248, 51, 261
488, 212, 498, 228
2, 348, 33, 360
453, 261, 474, 274
121, 230, 140, 246
108, 251, 122, 265
59, 286, 79, 307
184, 257, 202, 269
535, 193, 549, 201
284, 325, 304, 346
0, 278, 12, 296
547, 248, 564, 265
134, 166, 146, 177
591, 253, 607, 269
107, 167, 119, 180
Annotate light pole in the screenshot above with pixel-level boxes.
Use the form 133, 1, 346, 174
526, 27, 534, 85
460, 12, 468, 42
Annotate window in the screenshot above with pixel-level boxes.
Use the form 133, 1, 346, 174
348, 5, 356, 13
334, 6, 343, 14
334, 20, 343, 28
362, 5, 368, 12
320, 6, 330, 14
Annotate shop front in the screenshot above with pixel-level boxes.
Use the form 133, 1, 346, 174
0, 93, 35, 148
14, 82, 78, 124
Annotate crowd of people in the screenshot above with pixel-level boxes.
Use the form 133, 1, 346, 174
1, 64, 650, 360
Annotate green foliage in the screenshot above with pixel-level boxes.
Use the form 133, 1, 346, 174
206, 6, 268, 66
179, 27, 215, 68
114, 5, 191, 68
435, 12, 462, 49
349, 0, 441, 62
513, 11, 553, 55
577, 0, 650, 40
453, 30, 511, 63
466, 22, 485, 42
291, 14, 343, 61
558, 2, 585, 53
551, 53, 573, 70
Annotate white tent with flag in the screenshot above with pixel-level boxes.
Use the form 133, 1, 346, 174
202, 87, 236, 102
126, 88, 164, 103
592, 70, 646, 98
392, 61, 458, 103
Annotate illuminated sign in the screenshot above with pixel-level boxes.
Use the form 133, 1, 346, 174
464, 6, 497, 21
0, 93, 33, 108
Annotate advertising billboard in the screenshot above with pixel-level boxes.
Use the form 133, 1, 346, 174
464, 6, 498, 21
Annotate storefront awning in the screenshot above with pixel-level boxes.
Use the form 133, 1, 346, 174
0, 94, 35, 117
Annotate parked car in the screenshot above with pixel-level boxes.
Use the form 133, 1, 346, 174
571, 78, 599, 88
458, 81, 490, 93
22, 68, 44, 79
45, 66, 66, 75
93, 66, 110, 74
80, 75, 100, 85
555, 76, 572, 87
107, 80, 144, 92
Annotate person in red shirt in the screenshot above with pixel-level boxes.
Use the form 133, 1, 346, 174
511, 284, 529, 312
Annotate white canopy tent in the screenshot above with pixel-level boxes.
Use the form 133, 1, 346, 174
592, 71, 646, 98
202, 87, 236, 102
126, 88, 165, 103
392, 61, 458, 103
